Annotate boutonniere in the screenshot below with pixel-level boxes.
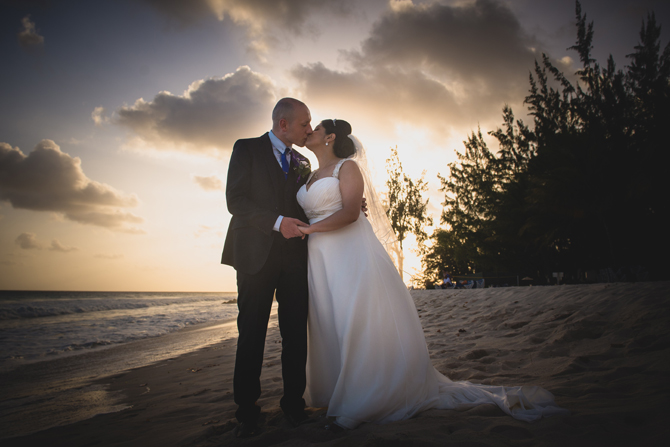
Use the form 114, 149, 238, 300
292, 153, 311, 182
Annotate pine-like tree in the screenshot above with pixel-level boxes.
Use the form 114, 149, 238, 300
423, 1, 670, 283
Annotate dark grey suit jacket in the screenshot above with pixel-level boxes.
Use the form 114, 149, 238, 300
221, 133, 309, 275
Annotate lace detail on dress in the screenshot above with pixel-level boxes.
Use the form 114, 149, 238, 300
305, 206, 331, 221
332, 158, 353, 179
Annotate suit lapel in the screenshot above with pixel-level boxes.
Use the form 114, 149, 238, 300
259, 133, 285, 194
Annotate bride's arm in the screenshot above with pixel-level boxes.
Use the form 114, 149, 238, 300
299, 160, 364, 234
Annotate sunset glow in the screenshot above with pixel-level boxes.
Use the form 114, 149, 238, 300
1, 0, 668, 291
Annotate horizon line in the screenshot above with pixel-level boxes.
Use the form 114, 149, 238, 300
0, 289, 238, 294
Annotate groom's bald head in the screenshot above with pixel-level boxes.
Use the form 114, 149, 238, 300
272, 98, 307, 126
272, 98, 312, 147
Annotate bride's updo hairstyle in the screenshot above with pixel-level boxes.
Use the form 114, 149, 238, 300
321, 119, 355, 159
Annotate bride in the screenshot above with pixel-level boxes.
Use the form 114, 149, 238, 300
296, 119, 568, 430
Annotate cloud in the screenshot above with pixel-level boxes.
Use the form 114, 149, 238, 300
17, 15, 44, 49
355, 0, 537, 90
0, 140, 143, 232
292, 62, 463, 135
292, 0, 541, 135
15, 232, 42, 250
193, 174, 224, 191
49, 240, 78, 253
115, 66, 276, 155
92, 106, 109, 126
141, 0, 353, 58
15, 232, 77, 253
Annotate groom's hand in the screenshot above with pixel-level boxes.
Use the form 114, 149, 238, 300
280, 217, 309, 239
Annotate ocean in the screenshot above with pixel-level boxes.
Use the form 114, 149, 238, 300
0, 290, 242, 439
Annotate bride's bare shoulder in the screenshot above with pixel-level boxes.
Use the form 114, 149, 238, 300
339, 158, 361, 173
337, 159, 363, 185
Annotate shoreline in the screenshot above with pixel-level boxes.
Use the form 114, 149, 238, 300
0, 315, 241, 440
0, 315, 240, 374
3, 283, 670, 446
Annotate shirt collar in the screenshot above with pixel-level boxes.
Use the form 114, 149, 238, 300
269, 130, 291, 153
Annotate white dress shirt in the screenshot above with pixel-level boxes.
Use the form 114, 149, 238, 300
268, 130, 292, 232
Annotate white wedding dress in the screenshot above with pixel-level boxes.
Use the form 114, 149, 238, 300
296, 159, 568, 429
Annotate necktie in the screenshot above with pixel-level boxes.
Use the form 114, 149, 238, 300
281, 147, 291, 179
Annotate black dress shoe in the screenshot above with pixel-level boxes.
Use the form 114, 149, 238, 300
235, 420, 260, 438
284, 410, 309, 427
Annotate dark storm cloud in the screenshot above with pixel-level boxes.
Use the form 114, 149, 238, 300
293, 0, 542, 132
115, 66, 276, 154
0, 140, 143, 232
355, 0, 537, 92
17, 15, 44, 49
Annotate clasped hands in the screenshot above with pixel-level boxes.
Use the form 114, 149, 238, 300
280, 217, 311, 239
280, 198, 368, 239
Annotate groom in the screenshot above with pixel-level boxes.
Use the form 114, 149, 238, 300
221, 97, 312, 437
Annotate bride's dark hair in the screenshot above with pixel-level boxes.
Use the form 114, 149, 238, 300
321, 119, 355, 158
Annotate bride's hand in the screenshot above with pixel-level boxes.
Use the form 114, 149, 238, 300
298, 225, 312, 237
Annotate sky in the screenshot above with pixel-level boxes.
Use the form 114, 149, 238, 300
1, 0, 668, 291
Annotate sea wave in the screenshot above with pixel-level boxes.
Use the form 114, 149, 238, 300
0, 295, 232, 320
0, 292, 240, 368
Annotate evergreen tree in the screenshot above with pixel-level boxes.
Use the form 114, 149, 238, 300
423, 1, 670, 283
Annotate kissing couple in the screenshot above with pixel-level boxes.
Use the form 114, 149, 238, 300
221, 98, 568, 438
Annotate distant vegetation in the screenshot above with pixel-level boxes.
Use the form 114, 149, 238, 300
384, 146, 432, 280
418, 1, 670, 286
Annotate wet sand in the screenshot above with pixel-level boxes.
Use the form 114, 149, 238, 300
4, 282, 669, 446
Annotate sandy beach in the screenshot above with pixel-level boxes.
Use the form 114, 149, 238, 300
4, 282, 669, 446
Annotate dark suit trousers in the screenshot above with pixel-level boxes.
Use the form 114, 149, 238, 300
233, 236, 309, 423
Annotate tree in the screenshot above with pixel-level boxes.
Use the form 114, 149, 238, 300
523, 2, 670, 273
430, 108, 536, 280
424, 1, 670, 283
385, 146, 432, 280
